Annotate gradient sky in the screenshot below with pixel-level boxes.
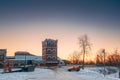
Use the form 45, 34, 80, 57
0, 0, 120, 59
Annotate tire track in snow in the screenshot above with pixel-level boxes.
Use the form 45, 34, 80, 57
52, 68, 86, 80
27, 68, 86, 80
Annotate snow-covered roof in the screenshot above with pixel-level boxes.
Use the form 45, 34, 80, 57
15, 56, 42, 61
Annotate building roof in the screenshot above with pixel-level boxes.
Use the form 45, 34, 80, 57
42, 38, 57, 47
0, 49, 6, 54
15, 51, 35, 56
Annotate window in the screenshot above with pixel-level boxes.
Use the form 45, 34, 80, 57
52, 56, 56, 60
52, 49, 56, 54
0, 56, 3, 60
47, 49, 51, 54
47, 56, 51, 61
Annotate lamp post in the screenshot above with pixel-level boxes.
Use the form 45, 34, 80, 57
24, 53, 27, 67
119, 67, 120, 78
102, 49, 105, 77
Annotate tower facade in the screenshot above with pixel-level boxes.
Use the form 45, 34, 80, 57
42, 39, 58, 66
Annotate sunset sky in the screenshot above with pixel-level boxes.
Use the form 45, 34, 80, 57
0, 0, 120, 59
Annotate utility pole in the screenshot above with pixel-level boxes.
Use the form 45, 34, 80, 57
102, 49, 105, 77
115, 49, 118, 67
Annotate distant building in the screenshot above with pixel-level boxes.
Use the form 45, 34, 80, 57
57, 57, 65, 66
7, 51, 42, 67
0, 49, 7, 62
0, 49, 7, 67
42, 39, 58, 66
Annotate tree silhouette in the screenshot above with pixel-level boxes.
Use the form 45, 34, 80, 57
68, 51, 81, 64
78, 34, 91, 69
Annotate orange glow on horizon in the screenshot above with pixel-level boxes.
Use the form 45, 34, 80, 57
0, 22, 120, 60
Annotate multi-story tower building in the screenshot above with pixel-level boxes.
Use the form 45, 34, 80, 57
42, 39, 58, 66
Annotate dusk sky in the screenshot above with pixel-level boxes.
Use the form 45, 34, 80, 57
0, 0, 120, 59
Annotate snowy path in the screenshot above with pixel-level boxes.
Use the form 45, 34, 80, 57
27, 68, 85, 80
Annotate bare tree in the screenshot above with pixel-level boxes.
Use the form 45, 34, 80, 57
107, 49, 120, 67
78, 34, 91, 69
96, 49, 104, 65
68, 51, 81, 64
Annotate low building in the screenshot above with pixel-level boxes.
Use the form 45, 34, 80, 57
7, 51, 42, 67
6, 51, 65, 67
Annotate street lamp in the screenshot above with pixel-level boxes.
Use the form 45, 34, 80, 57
102, 49, 105, 77
24, 53, 27, 67
119, 67, 120, 78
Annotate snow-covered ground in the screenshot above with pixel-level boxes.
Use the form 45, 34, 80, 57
0, 66, 120, 80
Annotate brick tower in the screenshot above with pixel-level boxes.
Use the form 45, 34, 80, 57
42, 39, 58, 66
